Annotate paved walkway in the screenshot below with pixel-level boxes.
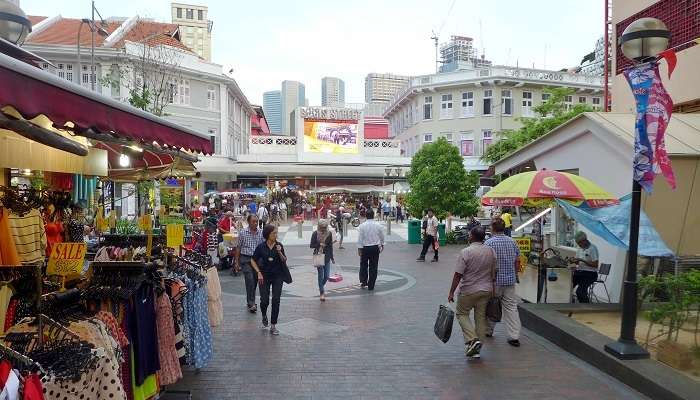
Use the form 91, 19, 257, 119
276, 219, 409, 245
169, 241, 647, 400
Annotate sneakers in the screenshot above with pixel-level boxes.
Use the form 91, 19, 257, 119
507, 339, 521, 347
416, 257, 425, 262
270, 326, 279, 336
465, 339, 482, 358
431, 258, 439, 263
262, 314, 269, 328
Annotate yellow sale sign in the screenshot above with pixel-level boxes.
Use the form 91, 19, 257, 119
515, 238, 531, 253
47, 242, 87, 276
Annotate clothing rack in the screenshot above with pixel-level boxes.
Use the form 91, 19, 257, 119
0, 265, 44, 347
0, 341, 45, 375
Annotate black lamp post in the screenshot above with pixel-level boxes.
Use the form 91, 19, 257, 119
0, 0, 31, 45
604, 17, 670, 360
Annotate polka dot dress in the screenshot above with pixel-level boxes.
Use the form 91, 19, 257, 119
40, 349, 126, 400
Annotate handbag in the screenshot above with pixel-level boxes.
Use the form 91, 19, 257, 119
312, 253, 325, 267
486, 260, 502, 323
276, 242, 293, 284
433, 304, 454, 343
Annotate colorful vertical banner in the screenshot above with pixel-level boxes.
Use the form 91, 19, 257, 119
623, 62, 675, 192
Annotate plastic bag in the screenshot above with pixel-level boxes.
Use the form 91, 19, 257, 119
434, 304, 454, 343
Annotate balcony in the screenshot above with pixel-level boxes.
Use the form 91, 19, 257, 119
250, 136, 296, 154
363, 139, 400, 157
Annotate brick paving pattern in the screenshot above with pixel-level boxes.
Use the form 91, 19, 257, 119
169, 240, 647, 400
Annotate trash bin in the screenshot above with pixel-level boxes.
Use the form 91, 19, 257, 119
438, 223, 447, 246
408, 219, 421, 244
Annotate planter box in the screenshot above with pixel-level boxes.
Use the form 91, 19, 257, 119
657, 340, 694, 371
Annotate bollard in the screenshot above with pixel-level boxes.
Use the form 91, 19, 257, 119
298, 220, 303, 238
387, 218, 392, 236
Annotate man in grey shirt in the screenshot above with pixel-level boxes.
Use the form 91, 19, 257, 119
448, 226, 497, 360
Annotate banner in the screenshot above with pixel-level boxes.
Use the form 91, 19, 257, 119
623, 63, 675, 192
47, 242, 87, 276
303, 121, 358, 154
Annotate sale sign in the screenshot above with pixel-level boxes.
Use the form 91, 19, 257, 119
47, 242, 87, 276
515, 237, 531, 254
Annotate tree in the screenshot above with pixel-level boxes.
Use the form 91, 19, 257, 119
406, 138, 480, 220
102, 21, 184, 116
481, 87, 594, 164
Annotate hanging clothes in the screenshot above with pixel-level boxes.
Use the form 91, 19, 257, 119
0, 210, 20, 266
129, 284, 160, 386
207, 267, 223, 327
44, 221, 64, 257
7, 209, 46, 265
185, 278, 213, 369
22, 374, 44, 400
155, 293, 182, 386
0, 285, 14, 335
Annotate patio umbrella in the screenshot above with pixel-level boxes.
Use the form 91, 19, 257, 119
482, 170, 619, 208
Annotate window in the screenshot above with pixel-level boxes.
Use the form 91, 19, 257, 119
522, 91, 533, 117
207, 85, 217, 110
483, 89, 493, 115
440, 94, 453, 119
461, 92, 474, 117
578, 96, 587, 104
542, 92, 551, 102
482, 130, 493, 153
501, 90, 512, 115
198, 9, 204, 20
443, 133, 453, 144
423, 133, 433, 143
186, 8, 194, 19
592, 97, 601, 110
209, 128, 219, 154
423, 96, 432, 120
176, 7, 182, 18
565, 95, 573, 111
460, 132, 474, 156
169, 78, 190, 105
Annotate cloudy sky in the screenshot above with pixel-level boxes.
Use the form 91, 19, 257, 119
22, 0, 603, 105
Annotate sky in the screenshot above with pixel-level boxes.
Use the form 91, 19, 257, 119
22, 0, 604, 106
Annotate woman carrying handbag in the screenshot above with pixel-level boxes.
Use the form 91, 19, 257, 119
251, 225, 290, 335
310, 219, 334, 301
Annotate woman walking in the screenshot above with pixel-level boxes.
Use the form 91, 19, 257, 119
251, 225, 288, 335
310, 219, 334, 301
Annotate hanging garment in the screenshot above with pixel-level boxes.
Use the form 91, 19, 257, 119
22, 374, 44, 400
3, 299, 17, 332
129, 285, 160, 386
7, 209, 46, 265
155, 294, 182, 386
0, 210, 20, 266
39, 349, 126, 400
0, 286, 14, 335
206, 267, 223, 327
0, 368, 20, 400
44, 222, 64, 257
186, 281, 213, 369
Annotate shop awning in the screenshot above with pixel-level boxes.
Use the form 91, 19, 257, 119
555, 196, 674, 258
0, 52, 213, 154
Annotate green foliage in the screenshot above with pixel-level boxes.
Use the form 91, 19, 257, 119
115, 219, 139, 235
639, 270, 700, 346
481, 87, 594, 164
406, 138, 480, 220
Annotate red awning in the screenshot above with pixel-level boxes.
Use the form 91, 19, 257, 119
0, 52, 213, 154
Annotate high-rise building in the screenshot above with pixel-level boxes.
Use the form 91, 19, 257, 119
171, 3, 213, 61
281, 80, 305, 135
262, 90, 282, 134
365, 73, 409, 104
439, 35, 492, 73
321, 77, 345, 107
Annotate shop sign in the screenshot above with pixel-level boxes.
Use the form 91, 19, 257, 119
300, 107, 361, 121
47, 243, 87, 276
515, 237, 531, 253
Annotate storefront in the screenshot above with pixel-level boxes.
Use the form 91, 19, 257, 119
0, 38, 219, 399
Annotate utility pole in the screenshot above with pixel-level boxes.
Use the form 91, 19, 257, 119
431, 31, 439, 73
91, 0, 95, 91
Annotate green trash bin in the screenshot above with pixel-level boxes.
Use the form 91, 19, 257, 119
408, 219, 421, 244
438, 223, 447, 246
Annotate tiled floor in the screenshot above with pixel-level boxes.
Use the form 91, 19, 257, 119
169, 242, 648, 400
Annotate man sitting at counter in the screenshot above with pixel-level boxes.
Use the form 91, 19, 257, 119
571, 231, 599, 303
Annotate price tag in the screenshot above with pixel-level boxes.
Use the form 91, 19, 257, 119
515, 238, 531, 254
47, 242, 87, 276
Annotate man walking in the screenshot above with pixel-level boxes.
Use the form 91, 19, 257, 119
357, 209, 384, 290
448, 226, 497, 359
236, 215, 264, 313
484, 218, 522, 347
279, 201, 287, 222
257, 203, 269, 229
417, 208, 439, 262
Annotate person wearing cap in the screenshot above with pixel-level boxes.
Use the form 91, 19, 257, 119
571, 231, 599, 303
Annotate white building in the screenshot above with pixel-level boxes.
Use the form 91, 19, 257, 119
365, 73, 409, 104
171, 2, 213, 61
321, 76, 345, 107
383, 65, 604, 170
24, 14, 253, 184
281, 80, 306, 135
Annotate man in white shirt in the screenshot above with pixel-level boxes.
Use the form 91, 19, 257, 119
257, 204, 269, 229
571, 231, 599, 303
357, 209, 385, 290
279, 201, 288, 222
417, 208, 440, 262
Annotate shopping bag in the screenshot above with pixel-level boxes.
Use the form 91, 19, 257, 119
328, 262, 343, 282
434, 304, 454, 343
313, 253, 325, 267
486, 296, 502, 323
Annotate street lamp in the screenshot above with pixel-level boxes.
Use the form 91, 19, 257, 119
0, 0, 31, 45
77, 2, 109, 91
604, 17, 669, 361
